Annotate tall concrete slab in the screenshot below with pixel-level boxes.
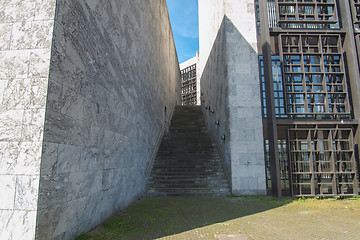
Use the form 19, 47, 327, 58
200, 0, 266, 195
0, 0, 180, 239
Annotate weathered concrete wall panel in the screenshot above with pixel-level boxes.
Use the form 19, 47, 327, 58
200, 0, 266, 196
225, 0, 266, 196
34, 0, 180, 239
0, 0, 56, 239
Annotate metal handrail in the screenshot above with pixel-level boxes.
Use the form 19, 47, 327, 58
144, 106, 175, 176
145, 119, 165, 176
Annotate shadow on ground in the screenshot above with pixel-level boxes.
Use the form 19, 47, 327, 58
76, 196, 291, 240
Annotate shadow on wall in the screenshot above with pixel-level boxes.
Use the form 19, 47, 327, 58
201, 16, 230, 183
201, 15, 266, 196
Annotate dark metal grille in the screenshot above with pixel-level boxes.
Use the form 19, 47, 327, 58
276, 0, 338, 29
351, 0, 360, 28
256, 1, 339, 33
289, 126, 358, 197
181, 64, 197, 105
265, 139, 290, 190
279, 34, 351, 118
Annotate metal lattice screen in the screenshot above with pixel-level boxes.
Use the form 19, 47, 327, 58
279, 34, 351, 118
351, 0, 360, 27
265, 139, 290, 191
276, 0, 339, 29
288, 126, 358, 197
181, 64, 197, 105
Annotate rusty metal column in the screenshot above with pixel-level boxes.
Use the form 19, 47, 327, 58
258, 1, 282, 200
338, 0, 360, 194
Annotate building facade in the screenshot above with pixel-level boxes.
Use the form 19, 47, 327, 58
199, 0, 360, 198
180, 52, 200, 105
257, 0, 360, 197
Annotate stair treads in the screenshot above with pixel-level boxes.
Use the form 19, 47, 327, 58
144, 105, 230, 197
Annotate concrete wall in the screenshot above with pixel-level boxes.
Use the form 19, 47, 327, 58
0, 0, 180, 239
36, 1, 180, 239
200, 0, 266, 195
0, 0, 56, 239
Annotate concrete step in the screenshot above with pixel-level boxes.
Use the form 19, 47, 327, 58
143, 191, 230, 198
145, 189, 231, 197
153, 163, 223, 167
147, 183, 230, 189
147, 183, 229, 188
148, 174, 228, 180
146, 188, 230, 193
147, 179, 229, 184
151, 167, 224, 172
149, 172, 228, 177
149, 169, 222, 174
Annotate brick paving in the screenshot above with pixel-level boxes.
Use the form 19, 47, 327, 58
80, 197, 360, 240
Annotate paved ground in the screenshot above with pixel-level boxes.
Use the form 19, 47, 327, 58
77, 196, 360, 240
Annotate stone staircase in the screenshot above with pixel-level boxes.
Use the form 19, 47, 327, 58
144, 105, 231, 197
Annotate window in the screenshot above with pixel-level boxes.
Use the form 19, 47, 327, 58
259, 55, 287, 118
280, 34, 350, 118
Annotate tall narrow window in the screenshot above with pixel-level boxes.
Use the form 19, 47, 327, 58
259, 55, 287, 118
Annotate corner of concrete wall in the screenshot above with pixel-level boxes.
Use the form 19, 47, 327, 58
200, 0, 266, 196
224, 1, 266, 196
0, 0, 56, 239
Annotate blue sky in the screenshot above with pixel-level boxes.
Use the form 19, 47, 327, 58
166, 0, 199, 64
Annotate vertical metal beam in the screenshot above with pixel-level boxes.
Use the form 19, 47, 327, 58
286, 130, 294, 196
259, 0, 282, 200
355, 35, 360, 69
338, 0, 360, 191
338, 1, 360, 117
329, 129, 338, 195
